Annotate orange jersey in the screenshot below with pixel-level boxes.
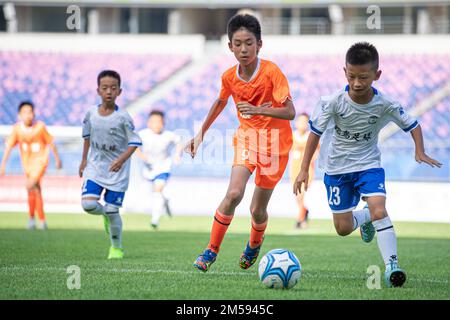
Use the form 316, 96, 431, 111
6, 121, 53, 177
220, 59, 293, 156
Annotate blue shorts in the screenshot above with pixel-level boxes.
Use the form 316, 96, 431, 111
324, 168, 386, 214
81, 179, 125, 207
149, 172, 170, 183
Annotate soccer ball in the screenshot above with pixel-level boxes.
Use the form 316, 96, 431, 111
258, 248, 302, 289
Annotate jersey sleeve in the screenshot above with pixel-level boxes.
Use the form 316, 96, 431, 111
271, 66, 292, 105
81, 111, 91, 139
41, 123, 54, 145
123, 114, 142, 147
386, 102, 419, 132
5, 125, 18, 148
219, 74, 231, 102
309, 98, 335, 136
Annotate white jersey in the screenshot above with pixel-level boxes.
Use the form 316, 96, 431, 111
82, 105, 142, 192
138, 128, 181, 180
310, 86, 418, 175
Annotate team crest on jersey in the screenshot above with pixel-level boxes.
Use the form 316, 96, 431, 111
368, 116, 378, 124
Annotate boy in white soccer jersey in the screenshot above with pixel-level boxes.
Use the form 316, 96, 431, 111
79, 70, 142, 260
293, 42, 442, 287
136, 110, 183, 229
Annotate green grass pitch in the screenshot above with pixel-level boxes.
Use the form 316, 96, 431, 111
0, 212, 449, 300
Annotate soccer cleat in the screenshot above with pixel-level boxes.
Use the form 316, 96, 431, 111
360, 204, 375, 243
360, 221, 375, 243
103, 215, 110, 235
28, 218, 36, 230
193, 249, 217, 272
385, 260, 407, 288
239, 241, 263, 269
151, 223, 158, 230
107, 246, 124, 260
38, 221, 48, 230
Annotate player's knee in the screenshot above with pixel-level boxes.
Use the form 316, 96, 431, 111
104, 204, 119, 215
334, 222, 351, 236
370, 207, 387, 221
250, 207, 267, 222
225, 188, 244, 206
81, 199, 99, 213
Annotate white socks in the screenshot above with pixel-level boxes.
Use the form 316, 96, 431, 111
151, 192, 165, 226
104, 205, 123, 249
352, 207, 371, 231
372, 216, 398, 268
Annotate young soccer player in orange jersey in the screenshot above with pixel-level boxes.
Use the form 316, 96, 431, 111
185, 14, 295, 272
0, 101, 62, 230
289, 113, 319, 229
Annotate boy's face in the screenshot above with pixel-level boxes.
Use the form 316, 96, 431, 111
97, 76, 121, 104
295, 115, 309, 133
148, 114, 164, 134
228, 28, 262, 67
18, 105, 34, 126
344, 63, 382, 98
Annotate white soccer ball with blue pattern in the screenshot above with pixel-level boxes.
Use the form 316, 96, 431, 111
258, 249, 302, 289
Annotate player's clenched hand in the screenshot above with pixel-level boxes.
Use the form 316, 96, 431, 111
109, 158, 124, 172
415, 152, 442, 168
293, 169, 309, 195
78, 160, 87, 178
184, 136, 202, 159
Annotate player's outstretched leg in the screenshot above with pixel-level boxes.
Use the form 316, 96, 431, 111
193, 210, 233, 272
368, 197, 406, 287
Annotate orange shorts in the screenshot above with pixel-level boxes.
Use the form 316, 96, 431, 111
233, 146, 289, 189
25, 165, 47, 181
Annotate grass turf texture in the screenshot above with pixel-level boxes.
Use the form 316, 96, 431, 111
0, 212, 449, 300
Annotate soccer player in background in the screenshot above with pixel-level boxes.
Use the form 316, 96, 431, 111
79, 70, 142, 260
293, 42, 442, 287
0, 101, 62, 230
136, 110, 183, 230
289, 113, 319, 230
185, 13, 296, 272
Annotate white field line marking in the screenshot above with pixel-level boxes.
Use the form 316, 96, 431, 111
0, 266, 448, 284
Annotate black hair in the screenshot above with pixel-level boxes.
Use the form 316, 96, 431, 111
345, 42, 379, 70
227, 13, 262, 42
18, 101, 34, 112
149, 110, 165, 119
97, 70, 121, 87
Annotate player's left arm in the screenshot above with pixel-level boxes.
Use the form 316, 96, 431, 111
237, 99, 296, 120
110, 115, 142, 172
110, 146, 138, 172
49, 143, 62, 169
410, 125, 442, 168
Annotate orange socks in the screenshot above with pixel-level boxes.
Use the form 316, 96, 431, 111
35, 190, 45, 221
298, 206, 308, 222
249, 220, 267, 249
208, 210, 234, 254
27, 191, 36, 219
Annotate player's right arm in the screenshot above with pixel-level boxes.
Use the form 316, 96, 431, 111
79, 138, 90, 178
184, 98, 228, 158
293, 133, 321, 195
0, 126, 18, 176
